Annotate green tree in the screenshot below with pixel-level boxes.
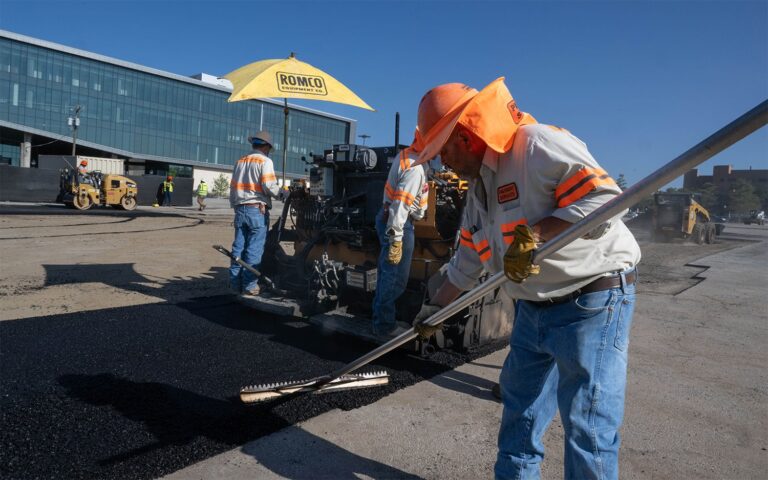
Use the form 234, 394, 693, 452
211, 173, 230, 198
754, 184, 768, 211
726, 179, 760, 214
696, 182, 719, 212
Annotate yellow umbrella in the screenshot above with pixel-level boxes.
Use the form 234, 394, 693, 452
224, 53, 374, 185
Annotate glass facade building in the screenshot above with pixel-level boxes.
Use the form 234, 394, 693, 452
0, 30, 355, 177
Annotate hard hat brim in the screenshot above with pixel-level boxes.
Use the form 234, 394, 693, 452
415, 77, 535, 166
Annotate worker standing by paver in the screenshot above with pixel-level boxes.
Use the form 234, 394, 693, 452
371, 131, 429, 337
162, 176, 174, 207
228, 131, 280, 295
196, 179, 208, 211
412, 78, 641, 480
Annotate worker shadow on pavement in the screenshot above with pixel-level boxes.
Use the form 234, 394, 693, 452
58, 373, 421, 479
42, 263, 231, 302
239, 426, 423, 480
428, 369, 500, 403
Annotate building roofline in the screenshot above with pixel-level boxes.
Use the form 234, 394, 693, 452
0, 29, 357, 124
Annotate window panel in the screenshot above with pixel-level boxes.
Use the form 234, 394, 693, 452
0, 36, 350, 174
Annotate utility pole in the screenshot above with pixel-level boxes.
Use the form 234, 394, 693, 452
68, 105, 81, 156
358, 134, 370, 145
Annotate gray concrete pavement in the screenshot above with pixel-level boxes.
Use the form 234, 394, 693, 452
163, 225, 768, 479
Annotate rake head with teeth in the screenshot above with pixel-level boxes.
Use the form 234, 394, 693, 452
240, 371, 390, 403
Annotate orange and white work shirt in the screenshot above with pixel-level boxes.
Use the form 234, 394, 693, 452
229, 152, 280, 208
382, 148, 429, 242
447, 124, 641, 301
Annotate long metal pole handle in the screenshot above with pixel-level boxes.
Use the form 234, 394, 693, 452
325, 99, 768, 382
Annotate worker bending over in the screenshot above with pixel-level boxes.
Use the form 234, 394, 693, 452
372, 131, 429, 337
412, 79, 641, 480
228, 131, 280, 295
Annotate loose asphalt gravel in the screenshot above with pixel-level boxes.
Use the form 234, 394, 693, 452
0, 293, 505, 480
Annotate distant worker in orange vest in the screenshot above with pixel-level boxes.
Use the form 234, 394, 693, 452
162, 176, 174, 206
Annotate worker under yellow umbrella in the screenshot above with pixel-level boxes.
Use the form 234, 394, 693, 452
224, 53, 374, 187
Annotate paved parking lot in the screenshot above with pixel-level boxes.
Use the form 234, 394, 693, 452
1, 203, 765, 479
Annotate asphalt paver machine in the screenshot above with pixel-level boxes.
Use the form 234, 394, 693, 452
222, 143, 514, 353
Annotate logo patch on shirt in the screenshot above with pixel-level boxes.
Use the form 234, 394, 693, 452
507, 100, 524, 124
497, 183, 519, 204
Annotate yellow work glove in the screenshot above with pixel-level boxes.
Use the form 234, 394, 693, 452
412, 304, 442, 339
387, 240, 403, 265
503, 224, 541, 283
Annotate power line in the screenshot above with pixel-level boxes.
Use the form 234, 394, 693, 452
30, 135, 69, 148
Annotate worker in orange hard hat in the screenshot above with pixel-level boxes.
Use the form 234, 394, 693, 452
162, 175, 174, 207
410, 78, 641, 479
75, 159, 91, 184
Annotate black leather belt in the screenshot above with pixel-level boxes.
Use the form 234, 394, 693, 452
527, 270, 637, 306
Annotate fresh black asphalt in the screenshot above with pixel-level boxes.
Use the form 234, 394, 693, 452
0, 295, 503, 480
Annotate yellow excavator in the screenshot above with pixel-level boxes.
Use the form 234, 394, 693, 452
59, 168, 138, 211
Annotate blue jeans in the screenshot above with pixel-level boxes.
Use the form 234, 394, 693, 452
372, 208, 415, 334
229, 205, 269, 293
495, 273, 637, 480
162, 191, 172, 206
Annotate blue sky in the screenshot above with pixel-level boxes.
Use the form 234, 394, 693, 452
1, 0, 766, 186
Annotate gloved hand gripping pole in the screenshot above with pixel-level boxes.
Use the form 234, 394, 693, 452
239, 100, 768, 404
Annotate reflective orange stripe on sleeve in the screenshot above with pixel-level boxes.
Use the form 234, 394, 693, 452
392, 191, 415, 205
230, 181, 263, 192
459, 228, 474, 249
384, 182, 415, 205
459, 228, 491, 261
237, 156, 265, 164
385, 182, 395, 199
399, 151, 410, 171
555, 167, 616, 208
418, 196, 428, 208
474, 239, 491, 262
500, 218, 528, 245
261, 173, 276, 183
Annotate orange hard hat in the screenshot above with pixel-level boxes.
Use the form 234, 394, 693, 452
167, 175, 173, 181
415, 78, 537, 166
417, 83, 478, 143
80, 160, 88, 166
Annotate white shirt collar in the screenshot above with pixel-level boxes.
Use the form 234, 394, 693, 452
481, 147, 499, 174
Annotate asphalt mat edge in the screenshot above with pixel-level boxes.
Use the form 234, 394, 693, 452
0, 295, 505, 480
